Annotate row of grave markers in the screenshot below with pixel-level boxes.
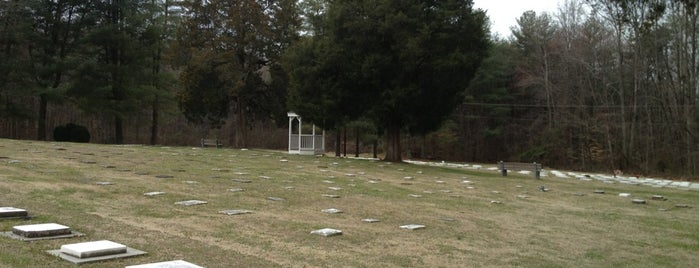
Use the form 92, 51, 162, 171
0, 207, 202, 267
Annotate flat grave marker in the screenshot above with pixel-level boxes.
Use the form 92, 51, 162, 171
174, 200, 208, 206
126, 260, 204, 268
219, 209, 253, 215
632, 199, 647, 204
47, 240, 147, 264
3, 223, 84, 241
322, 208, 343, 214
310, 228, 342, 237
400, 224, 426, 230
0, 207, 28, 219
267, 197, 285, 201
70, 239, 109, 258
143, 192, 165, 196
651, 195, 667, 201
13, 223, 70, 237
362, 218, 380, 223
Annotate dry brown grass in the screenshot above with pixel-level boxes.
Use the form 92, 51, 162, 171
0, 138, 698, 267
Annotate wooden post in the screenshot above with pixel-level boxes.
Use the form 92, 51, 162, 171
288, 117, 292, 153
534, 162, 540, 179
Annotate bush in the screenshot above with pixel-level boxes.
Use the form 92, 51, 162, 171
53, 123, 90, 143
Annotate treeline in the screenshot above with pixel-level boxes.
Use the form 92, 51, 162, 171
443, 0, 699, 177
0, 0, 295, 147
2, 0, 699, 177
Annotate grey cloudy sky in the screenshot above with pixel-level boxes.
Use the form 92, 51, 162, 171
472, 0, 562, 37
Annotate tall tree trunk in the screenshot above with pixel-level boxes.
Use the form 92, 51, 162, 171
384, 124, 402, 162
150, 95, 158, 145
355, 127, 359, 157
335, 130, 341, 157
373, 139, 377, 159
115, 116, 123, 144
342, 127, 347, 157
235, 104, 247, 148
543, 48, 553, 129
38, 94, 47, 140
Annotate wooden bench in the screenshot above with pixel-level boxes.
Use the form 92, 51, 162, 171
498, 161, 542, 179
200, 138, 222, 148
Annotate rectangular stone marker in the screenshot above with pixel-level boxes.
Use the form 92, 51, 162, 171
322, 208, 343, 214
12, 223, 71, 238
267, 197, 285, 201
400, 224, 426, 230
310, 228, 342, 237
322, 194, 340, 198
126, 260, 204, 268
61, 240, 127, 258
0, 207, 28, 218
219, 209, 252, 215
362, 218, 380, 223
174, 200, 207, 206
143, 191, 165, 196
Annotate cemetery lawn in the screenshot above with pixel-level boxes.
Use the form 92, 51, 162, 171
1, 138, 698, 267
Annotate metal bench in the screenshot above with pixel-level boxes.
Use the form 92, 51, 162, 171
200, 138, 222, 148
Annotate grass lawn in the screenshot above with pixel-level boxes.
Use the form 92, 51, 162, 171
0, 138, 697, 267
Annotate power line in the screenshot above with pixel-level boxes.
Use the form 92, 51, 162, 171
461, 102, 695, 109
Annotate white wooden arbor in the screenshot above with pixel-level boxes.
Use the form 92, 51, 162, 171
288, 112, 325, 155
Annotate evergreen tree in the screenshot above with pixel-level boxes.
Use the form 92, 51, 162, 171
176, 0, 300, 147
0, 0, 33, 125
286, 0, 489, 161
67, 0, 156, 144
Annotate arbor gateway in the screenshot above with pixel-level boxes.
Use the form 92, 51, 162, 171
286, 0, 489, 161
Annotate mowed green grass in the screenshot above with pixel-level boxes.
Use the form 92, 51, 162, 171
0, 138, 697, 267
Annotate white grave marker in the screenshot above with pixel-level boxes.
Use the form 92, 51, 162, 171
322, 208, 343, 214
311, 228, 342, 237
60, 240, 127, 258
0, 207, 27, 218
12, 223, 71, 238
400, 224, 426, 230
126, 260, 204, 268
174, 200, 207, 206
219, 209, 252, 215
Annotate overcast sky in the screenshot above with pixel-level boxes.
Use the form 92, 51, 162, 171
472, 0, 562, 38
